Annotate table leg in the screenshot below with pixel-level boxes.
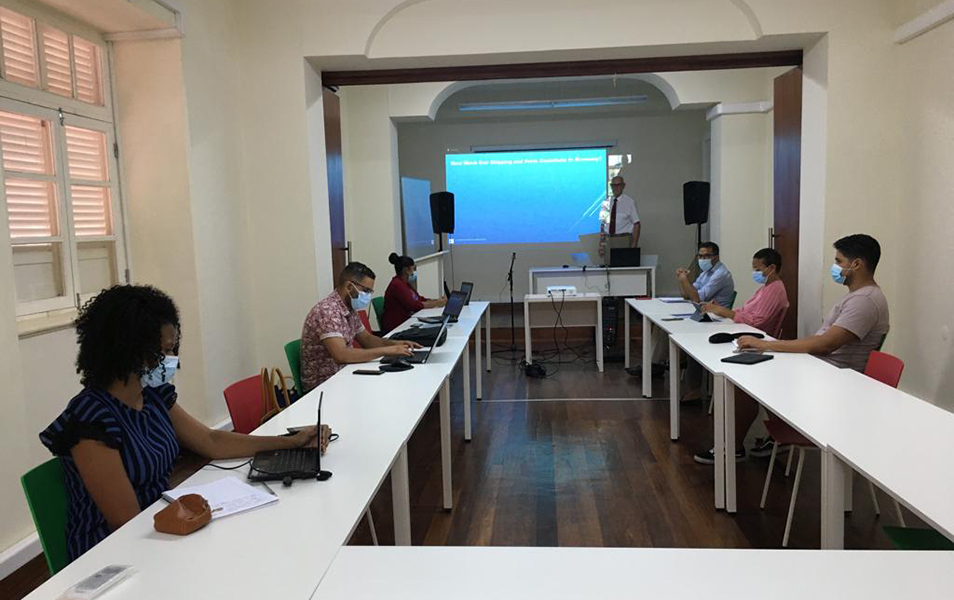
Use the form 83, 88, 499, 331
669, 339, 680, 441
524, 299, 532, 365
642, 314, 653, 398
724, 377, 737, 513
485, 308, 491, 372
391, 444, 411, 545
596, 299, 604, 373
475, 318, 482, 400
821, 450, 847, 549
440, 379, 453, 510
844, 468, 853, 513
624, 303, 631, 370
463, 341, 472, 442
713, 373, 726, 510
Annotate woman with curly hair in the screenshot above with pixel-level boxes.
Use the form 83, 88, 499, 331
39, 285, 327, 561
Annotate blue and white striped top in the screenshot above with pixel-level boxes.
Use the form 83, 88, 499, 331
39, 384, 180, 562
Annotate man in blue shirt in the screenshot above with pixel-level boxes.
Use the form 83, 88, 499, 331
677, 242, 735, 307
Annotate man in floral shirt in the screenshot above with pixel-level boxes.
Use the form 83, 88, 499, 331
300, 262, 418, 391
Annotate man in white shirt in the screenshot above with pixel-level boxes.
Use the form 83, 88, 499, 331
599, 176, 640, 258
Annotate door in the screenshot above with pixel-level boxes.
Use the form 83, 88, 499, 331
323, 88, 348, 279
773, 67, 802, 339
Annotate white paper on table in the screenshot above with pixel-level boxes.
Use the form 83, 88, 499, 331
162, 476, 278, 519
658, 297, 689, 303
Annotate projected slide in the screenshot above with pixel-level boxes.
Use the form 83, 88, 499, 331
446, 148, 607, 245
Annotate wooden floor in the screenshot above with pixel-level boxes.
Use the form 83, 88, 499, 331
1, 340, 909, 599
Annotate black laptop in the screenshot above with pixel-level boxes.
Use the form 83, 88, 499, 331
248, 394, 325, 483
418, 290, 467, 324
382, 317, 450, 365
459, 281, 474, 305
609, 247, 641, 267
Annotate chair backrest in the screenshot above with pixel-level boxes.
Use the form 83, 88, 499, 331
21, 458, 69, 575
371, 296, 385, 329
773, 306, 789, 339
729, 290, 738, 309
864, 351, 904, 388
284, 339, 303, 394
223, 375, 266, 434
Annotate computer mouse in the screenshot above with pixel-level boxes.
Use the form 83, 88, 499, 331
282, 475, 293, 487
390, 359, 413, 371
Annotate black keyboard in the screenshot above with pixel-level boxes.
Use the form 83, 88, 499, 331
252, 448, 318, 477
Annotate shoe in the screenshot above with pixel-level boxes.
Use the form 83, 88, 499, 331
651, 363, 667, 379
749, 437, 790, 458
693, 447, 746, 465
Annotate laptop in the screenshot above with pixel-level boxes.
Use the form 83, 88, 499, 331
382, 317, 450, 364
248, 393, 326, 483
686, 302, 714, 323
609, 247, 640, 267
417, 290, 467, 324
459, 281, 474, 305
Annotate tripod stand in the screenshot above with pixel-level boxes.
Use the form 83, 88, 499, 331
506, 251, 517, 351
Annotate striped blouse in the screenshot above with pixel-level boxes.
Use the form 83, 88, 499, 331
39, 384, 180, 562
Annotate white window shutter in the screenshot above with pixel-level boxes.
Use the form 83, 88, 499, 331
4, 178, 57, 238
0, 8, 38, 88
0, 110, 53, 174
39, 25, 72, 98
69, 185, 110, 236
72, 37, 103, 106
65, 126, 110, 236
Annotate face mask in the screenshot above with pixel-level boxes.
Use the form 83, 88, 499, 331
830, 263, 847, 285
349, 284, 372, 310
408, 272, 418, 284
752, 270, 767, 285
142, 355, 179, 388
698, 258, 713, 272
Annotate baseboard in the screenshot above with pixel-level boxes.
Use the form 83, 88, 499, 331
0, 533, 41, 581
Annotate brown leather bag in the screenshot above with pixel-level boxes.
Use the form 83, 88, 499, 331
154, 493, 212, 535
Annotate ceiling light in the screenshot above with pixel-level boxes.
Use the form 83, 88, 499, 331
458, 95, 648, 112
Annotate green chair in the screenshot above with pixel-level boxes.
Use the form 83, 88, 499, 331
729, 291, 738, 309
284, 339, 303, 394
371, 296, 385, 330
21, 458, 69, 575
883, 526, 954, 550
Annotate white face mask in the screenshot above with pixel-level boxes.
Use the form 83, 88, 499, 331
142, 355, 179, 388
349, 283, 372, 310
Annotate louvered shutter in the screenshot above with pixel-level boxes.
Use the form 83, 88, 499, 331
64, 126, 110, 236
0, 110, 58, 239
0, 8, 38, 88
72, 37, 103, 106
38, 24, 72, 98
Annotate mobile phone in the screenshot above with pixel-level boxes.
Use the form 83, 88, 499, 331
353, 369, 384, 375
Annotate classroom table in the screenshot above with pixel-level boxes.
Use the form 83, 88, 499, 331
311, 546, 954, 600
24, 314, 476, 600
524, 292, 603, 372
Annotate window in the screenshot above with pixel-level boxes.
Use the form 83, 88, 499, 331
0, 7, 105, 107
1, 99, 125, 315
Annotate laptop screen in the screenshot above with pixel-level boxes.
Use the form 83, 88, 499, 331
459, 282, 474, 304
442, 291, 467, 318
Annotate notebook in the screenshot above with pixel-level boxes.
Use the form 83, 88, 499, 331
721, 353, 774, 365
162, 476, 278, 519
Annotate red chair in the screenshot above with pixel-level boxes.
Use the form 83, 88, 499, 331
223, 375, 266, 434
759, 350, 906, 547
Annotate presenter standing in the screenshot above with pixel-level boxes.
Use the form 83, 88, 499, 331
599, 176, 640, 258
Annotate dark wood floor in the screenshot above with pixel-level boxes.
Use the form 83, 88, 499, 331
1, 339, 909, 599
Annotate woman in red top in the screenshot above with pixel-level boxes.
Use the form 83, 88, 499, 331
382, 253, 446, 332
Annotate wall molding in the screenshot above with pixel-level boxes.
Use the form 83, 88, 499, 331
706, 101, 773, 121
0, 534, 41, 581
895, 0, 954, 44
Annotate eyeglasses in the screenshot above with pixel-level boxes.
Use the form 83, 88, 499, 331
350, 281, 373, 294
697, 253, 716, 259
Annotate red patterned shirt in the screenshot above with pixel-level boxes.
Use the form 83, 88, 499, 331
301, 292, 365, 392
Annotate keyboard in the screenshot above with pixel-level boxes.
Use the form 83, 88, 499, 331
251, 447, 318, 477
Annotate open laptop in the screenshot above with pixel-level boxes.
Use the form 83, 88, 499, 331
417, 290, 467, 324
609, 247, 640, 267
382, 317, 450, 364
459, 281, 474, 305
248, 394, 325, 483
674, 301, 714, 323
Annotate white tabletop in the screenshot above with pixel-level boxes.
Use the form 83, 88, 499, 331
524, 292, 600, 302
627, 297, 693, 314
824, 368, 954, 541
411, 301, 488, 338
312, 546, 954, 600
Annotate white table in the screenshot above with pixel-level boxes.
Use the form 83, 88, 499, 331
312, 546, 954, 600
411, 301, 489, 441
523, 292, 603, 372
529, 265, 655, 297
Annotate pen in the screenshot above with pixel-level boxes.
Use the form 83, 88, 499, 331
259, 481, 277, 496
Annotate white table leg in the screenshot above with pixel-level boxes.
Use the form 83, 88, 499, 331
821, 449, 847, 549
724, 378, 737, 513
624, 302, 631, 370
391, 443, 411, 545
713, 373, 726, 510
440, 379, 452, 511
524, 299, 532, 365
475, 317, 482, 400
485, 308, 491, 372
463, 339, 472, 442
596, 299, 604, 372
642, 314, 653, 397
669, 339, 680, 441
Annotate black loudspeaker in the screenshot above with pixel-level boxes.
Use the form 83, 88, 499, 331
683, 181, 710, 225
429, 192, 455, 234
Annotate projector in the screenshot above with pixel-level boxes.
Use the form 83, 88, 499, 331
547, 285, 577, 296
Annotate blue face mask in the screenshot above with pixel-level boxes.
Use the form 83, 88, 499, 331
752, 270, 767, 285
350, 285, 372, 311
408, 272, 417, 284
830, 263, 847, 285
142, 355, 179, 388
698, 258, 713, 272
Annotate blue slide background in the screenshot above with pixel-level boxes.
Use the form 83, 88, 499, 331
446, 149, 607, 245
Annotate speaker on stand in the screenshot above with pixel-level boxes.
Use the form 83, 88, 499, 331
429, 191, 455, 252
683, 181, 710, 247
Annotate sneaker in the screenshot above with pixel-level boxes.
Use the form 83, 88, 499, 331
693, 447, 746, 465
749, 437, 790, 458
651, 363, 668, 379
